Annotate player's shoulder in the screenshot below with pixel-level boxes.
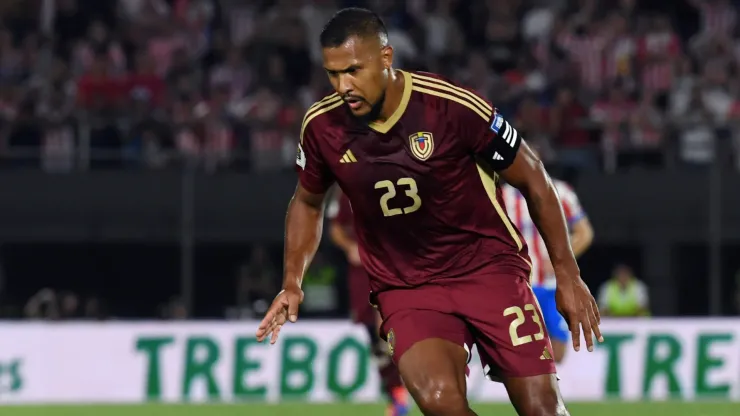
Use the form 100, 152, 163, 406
300, 92, 348, 143
407, 70, 495, 122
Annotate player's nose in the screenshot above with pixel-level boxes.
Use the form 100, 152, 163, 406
338, 75, 354, 95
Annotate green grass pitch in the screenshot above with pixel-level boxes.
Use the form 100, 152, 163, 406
1, 402, 739, 416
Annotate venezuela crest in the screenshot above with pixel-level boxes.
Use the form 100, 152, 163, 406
409, 132, 434, 160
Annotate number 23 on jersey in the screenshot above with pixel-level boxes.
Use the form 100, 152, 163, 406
374, 177, 421, 217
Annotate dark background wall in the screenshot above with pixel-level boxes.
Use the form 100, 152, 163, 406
0, 170, 738, 317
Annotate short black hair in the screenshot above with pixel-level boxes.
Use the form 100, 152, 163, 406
319, 8, 388, 48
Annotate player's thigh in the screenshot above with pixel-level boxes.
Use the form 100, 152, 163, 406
532, 286, 570, 345
504, 374, 569, 416
384, 309, 472, 413
455, 273, 556, 380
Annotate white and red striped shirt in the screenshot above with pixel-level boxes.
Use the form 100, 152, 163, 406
697, 2, 736, 37
558, 33, 607, 91
637, 33, 680, 92
502, 180, 587, 288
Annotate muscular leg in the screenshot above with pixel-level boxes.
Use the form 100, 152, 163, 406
398, 338, 476, 416
504, 374, 568, 416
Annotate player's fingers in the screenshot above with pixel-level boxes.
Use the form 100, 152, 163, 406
589, 302, 604, 343
256, 309, 276, 339
590, 299, 604, 343
580, 309, 594, 352
287, 294, 300, 323
591, 295, 602, 326
270, 325, 282, 345
256, 316, 277, 341
569, 313, 581, 352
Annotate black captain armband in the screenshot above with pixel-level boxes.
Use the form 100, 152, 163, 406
479, 113, 522, 170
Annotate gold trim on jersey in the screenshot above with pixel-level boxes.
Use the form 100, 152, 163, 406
519, 254, 534, 284
368, 70, 412, 134
412, 84, 491, 122
300, 93, 343, 143
410, 74, 493, 120
475, 163, 523, 251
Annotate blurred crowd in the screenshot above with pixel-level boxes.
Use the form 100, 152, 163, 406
0, 0, 737, 177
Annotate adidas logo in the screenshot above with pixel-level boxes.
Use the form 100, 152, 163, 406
492, 152, 504, 161
540, 348, 552, 360
501, 121, 519, 148
339, 150, 357, 163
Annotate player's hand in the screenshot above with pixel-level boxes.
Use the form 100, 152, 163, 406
555, 277, 603, 353
255, 285, 304, 344
346, 243, 362, 267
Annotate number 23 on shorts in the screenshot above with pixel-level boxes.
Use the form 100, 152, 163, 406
504, 304, 545, 346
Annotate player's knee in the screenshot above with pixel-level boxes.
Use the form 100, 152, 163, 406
411, 382, 468, 416
519, 390, 568, 416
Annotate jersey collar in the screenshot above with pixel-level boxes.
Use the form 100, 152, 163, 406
368, 70, 412, 134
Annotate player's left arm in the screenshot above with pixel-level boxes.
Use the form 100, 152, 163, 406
462, 110, 577, 283
458, 104, 602, 351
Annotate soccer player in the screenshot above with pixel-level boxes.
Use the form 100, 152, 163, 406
502, 159, 594, 363
328, 190, 409, 416
256, 8, 602, 416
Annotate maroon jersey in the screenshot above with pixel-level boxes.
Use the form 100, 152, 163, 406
297, 70, 530, 294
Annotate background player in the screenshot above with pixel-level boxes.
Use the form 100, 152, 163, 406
328, 189, 409, 416
257, 8, 602, 416
502, 152, 594, 363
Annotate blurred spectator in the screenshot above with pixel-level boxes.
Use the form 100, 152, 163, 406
637, 15, 680, 95
598, 264, 651, 317
24, 288, 59, 319
550, 86, 596, 172
83, 296, 106, 320
58, 291, 80, 318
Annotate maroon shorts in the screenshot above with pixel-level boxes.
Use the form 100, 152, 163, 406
377, 264, 556, 381
348, 265, 377, 325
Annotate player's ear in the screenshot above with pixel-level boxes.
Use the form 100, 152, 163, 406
381, 45, 393, 70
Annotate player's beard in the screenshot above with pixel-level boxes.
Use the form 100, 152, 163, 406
348, 91, 386, 125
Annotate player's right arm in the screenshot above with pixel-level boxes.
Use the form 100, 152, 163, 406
256, 118, 335, 344
283, 184, 326, 292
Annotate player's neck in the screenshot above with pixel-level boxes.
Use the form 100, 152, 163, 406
376, 69, 405, 123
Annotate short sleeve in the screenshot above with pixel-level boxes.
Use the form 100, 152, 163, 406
554, 181, 587, 226
296, 123, 334, 194
456, 100, 523, 171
